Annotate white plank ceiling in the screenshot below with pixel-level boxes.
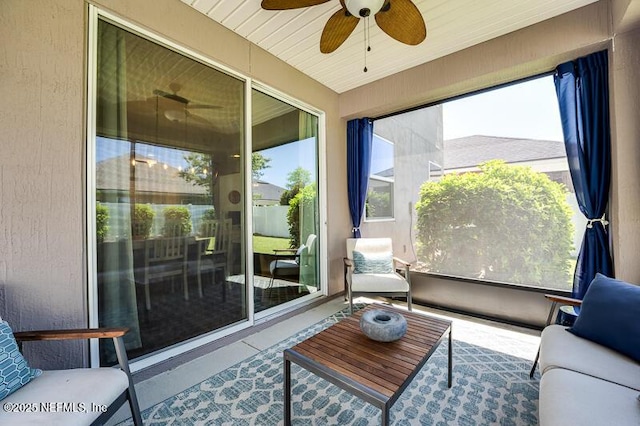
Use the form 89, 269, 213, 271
182, 0, 598, 93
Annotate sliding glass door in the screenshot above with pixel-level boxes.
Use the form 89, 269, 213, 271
251, 89, 320, 313
94, 19, 246, 363
92, 14, 323, 365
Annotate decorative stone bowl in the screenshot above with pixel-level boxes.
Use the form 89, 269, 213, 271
359, 309, 407, 342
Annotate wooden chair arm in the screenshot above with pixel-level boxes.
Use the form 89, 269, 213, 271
343, 257, 353, 267
273, 248, 297, 253
393, 257, 411, 267
540, 293, 582, 327
14, 327, 128, 342
544, 294, 582, 307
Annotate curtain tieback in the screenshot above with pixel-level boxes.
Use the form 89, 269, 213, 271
586, 213, 609, 229
352, 227, 360, 233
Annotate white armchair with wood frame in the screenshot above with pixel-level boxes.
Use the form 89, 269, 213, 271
344, 237, 412, 314
0, 319, 142, 426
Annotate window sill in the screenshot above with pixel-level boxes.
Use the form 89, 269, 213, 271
363, 218, 395, 223
410, 270, 572, 295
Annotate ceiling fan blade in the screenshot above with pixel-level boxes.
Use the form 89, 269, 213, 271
375, 0, 426, 45
187, 104, 223, 110
320, 8, 359, 53
153, 89, 189, 104
261, 0, 329, 10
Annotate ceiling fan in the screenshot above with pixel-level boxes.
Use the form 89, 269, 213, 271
261, 0, 426, 54
153, 83, 222, 111
151, 83, 221, 124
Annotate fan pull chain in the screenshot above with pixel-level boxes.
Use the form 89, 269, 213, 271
363, 16, 371, 72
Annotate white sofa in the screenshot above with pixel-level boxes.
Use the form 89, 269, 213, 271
538, 324, 640, 425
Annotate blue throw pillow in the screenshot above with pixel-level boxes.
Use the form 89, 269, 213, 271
568, 273, 640, 362
0, 321, 42, 400
352, 250, 393, 274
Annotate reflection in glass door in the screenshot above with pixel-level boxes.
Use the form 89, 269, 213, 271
94, 19, 246, 364
251, 89, 320, 313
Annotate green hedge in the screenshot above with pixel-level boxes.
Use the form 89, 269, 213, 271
415, 160, 574, 286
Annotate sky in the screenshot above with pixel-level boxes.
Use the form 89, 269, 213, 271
443, 75, 564, 141
257, 137, 317, 189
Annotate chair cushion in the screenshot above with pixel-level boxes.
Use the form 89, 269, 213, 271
346, 238, 393, 261
0, 368, 129, 425
351, 272, 410, 293
539, 367, 640, 426
0, 321, 42, 400
568, 273, 640, 362
352, 250, 393, 274
270, 259, 299, 276
539, 324, 640, 391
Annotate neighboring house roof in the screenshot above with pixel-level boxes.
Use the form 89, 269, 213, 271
96, 154, 207, 194
374, 168, 394, 178
444, 135, 566, 170
252, 180, 285, 202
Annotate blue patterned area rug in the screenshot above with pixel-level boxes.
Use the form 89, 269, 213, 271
120, 305, 540, 425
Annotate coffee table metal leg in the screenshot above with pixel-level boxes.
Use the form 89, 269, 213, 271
448, 326, 453, 388
381, 404, 390, 426
284, 356, 291, 425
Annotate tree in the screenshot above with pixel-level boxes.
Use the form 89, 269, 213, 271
280, 183, 303, 206
179, 152, 271, 189
415, 160, 574, 287
285, 167, 311, 189
287, 183, 317, 248
162, 206, 192, 236
280, 167, 311, 206
252, 152, 271, 181
365, 190, 391, 218
96, 203, 110, 242
178, 153, 213, 189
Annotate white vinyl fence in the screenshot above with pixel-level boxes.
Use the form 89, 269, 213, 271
99, 203, 290, 240
253, 205, 289, 238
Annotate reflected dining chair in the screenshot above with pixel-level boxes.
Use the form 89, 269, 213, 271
195, 219, 232, 299
140, 233, 188, 310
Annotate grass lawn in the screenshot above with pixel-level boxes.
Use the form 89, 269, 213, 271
253, 235, 291, 254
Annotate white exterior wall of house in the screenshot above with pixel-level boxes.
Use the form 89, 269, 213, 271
2, 0, 640, 367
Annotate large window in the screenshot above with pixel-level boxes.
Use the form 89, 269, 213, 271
373, 75, 584, 291
366, 135, 395, 220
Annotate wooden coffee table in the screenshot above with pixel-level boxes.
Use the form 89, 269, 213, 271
283, 305, 452, 425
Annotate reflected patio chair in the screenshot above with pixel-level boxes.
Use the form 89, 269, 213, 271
140, 231, 188, 310
269, 234, 316, 287
344, 237, 412, 314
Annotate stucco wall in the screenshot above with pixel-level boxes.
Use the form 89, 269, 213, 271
610, 27, 640, 283
0, 1, 88, 368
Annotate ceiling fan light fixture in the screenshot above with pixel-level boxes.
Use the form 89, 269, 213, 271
164, 109, 187, 122
345, 0, 385, 18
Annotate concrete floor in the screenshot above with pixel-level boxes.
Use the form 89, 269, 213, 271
108, 296, 541, 425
